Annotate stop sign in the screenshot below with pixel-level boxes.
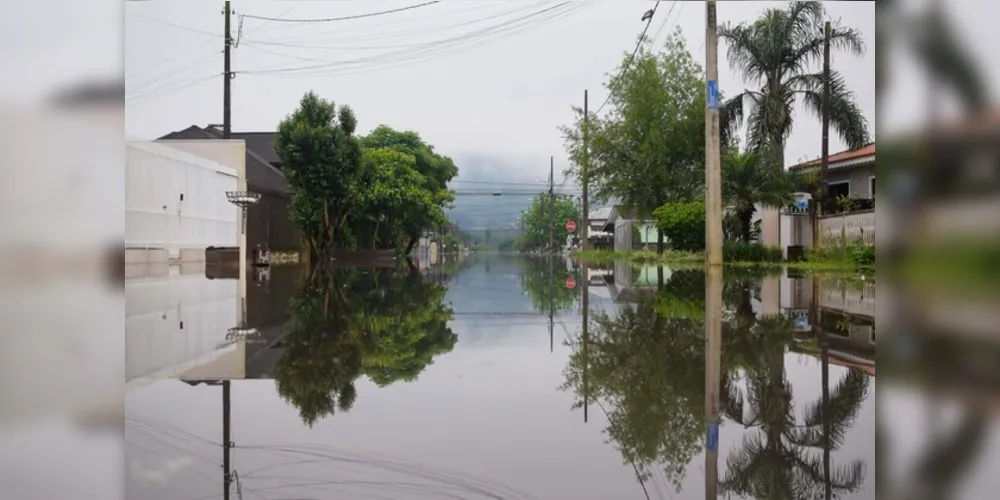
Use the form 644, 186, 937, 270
565, 220, 577, 232
565, 277, 577, 289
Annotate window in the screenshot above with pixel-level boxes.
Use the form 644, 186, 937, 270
869, 176, 875, 198
828, 181, 850, 199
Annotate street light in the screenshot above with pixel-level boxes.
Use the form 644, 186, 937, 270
226, 190, 260, 234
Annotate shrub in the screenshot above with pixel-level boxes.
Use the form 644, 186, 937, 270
850, 242, 875, 268
724, 242, 784, 263
652, 201, 705, 252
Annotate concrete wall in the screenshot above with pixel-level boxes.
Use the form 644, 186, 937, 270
126, 140, 238, 262
125, 264, 240, 385
819, 210, 875, 245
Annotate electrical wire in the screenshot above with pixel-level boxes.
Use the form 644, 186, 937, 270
237, 2, 584, 76
241, 2, 539, 48
238, 1, 441, 23
126, 73, 218, 106
593, 1, 663, 116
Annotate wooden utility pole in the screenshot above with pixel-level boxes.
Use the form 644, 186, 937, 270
581, 90, 591, 251
549, 156, 555, 252
813, 22, 832, 249
704, 3, 722, 500
222, 380, 232, 500
223, 0, 233, 139
705, 1, 723, 267
581, 261, 589, 423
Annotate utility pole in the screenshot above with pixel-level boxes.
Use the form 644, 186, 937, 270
581, 261, 589, 423
223, 0, 233, 139
581, 90, 591, 252
549, 156, 555, 253
813, 22, 832, 249
704, 3, 722, 500
222, 380, 232, 500
705, 1, 723, 268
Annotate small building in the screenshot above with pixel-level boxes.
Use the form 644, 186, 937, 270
761, 142, 876, 250
602, 205, 658, 252
158, 125, 303, 262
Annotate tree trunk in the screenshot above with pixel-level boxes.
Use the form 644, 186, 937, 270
741, 209, 754, 244
405, 234, 418, 255
657, 229, 665, 254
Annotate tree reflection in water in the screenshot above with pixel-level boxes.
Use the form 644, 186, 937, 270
561, 267, 873, 497
273, 264, 457, 427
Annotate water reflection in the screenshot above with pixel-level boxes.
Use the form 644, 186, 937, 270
125, 256, 883, 500
272, 265, 458, 426
563, 262, 875, 499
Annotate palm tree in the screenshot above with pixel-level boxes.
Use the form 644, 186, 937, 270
877, 0, 988, 114
719, 1, 871, 157
723, 148, 795, 244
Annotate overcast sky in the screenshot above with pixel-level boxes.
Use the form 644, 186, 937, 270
119, 1, 994, 181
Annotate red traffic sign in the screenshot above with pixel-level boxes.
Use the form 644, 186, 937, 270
565, 220, 577, 232
565, 277, 577, 289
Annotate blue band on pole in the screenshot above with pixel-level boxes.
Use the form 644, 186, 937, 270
707, 80, 719, 109
707, 422, 719, 451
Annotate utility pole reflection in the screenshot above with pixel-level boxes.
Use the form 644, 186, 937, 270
704, 264, 723, 500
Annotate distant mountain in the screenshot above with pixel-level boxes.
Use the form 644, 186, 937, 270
446, 154, 548, 244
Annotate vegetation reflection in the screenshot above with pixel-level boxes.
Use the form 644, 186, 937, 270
273, 265, 457, 427
561, 266, 872, 496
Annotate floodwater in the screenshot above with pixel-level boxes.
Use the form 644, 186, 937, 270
123, 254, 884, 500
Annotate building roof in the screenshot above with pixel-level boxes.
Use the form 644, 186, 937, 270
789, 142, 876, 171
588, 207, 613, 221
158, 125, 289, 195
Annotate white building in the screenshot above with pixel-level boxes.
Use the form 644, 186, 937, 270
125, 139, 240, 264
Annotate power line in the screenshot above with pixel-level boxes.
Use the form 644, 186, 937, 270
593, 0, 664, 116
237, 2, 584, 76
238, 1, 441, 23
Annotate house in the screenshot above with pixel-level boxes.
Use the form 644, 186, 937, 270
601, 205, 658, 252
762, 142, 876, 250
157, 125, 303, 260
586, 207, 614, 250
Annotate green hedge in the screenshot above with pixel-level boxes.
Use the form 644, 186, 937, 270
652, 201, 705, 252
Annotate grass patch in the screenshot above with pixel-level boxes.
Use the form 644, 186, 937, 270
574, 248, 871, 274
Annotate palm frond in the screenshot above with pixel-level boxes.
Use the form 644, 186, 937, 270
910, 11, 989, 111
800, 70, 871, 149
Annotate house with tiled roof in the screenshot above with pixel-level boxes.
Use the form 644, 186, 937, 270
789, 142, 876, 204
760, 142, 876, 251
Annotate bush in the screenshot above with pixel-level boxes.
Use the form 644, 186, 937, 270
652, 201, 705, 252
809, 238, 875, 269
724, 242, 784, 262
849, 242, 875, 268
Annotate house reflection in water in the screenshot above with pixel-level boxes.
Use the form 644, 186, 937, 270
764, 270, 875, 376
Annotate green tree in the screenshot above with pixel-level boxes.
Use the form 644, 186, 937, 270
722, 148, 795, 243
719, 1, 871, 156
274, 92, 363, 258
359, 126, 458, 253
347, 148, 437, 250
560, 30, 706, 253
517, 193, 580, 251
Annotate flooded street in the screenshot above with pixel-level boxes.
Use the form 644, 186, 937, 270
125, 255, 876, 500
